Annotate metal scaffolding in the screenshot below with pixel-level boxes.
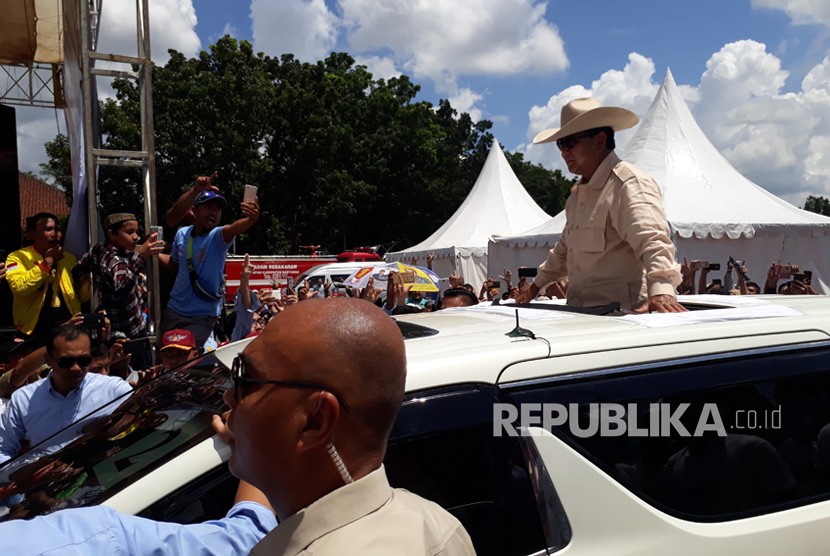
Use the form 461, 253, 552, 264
0, 0, 161, 337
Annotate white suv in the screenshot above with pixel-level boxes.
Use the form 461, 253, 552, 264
2, 294, 830, 554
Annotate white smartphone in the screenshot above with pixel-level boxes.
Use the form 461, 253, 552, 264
243, 184, 258, 203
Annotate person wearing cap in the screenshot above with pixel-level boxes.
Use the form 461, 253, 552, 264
0, 298, 474, 555
72, 211, 165, 368
5, 213, 88, 341
162, 185, 259, 350
158, 328, 200, 371
517, 98, 684, 313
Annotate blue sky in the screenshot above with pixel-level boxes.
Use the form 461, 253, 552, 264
12, 0, 830, 206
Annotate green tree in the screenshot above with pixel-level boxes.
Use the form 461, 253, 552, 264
40, 133, 72, 204
43, 36, 571, 255
804, 195, 830, 216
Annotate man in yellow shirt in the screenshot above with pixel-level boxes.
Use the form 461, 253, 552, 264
5, 213, 86, 340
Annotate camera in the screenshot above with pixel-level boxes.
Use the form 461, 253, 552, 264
82, 313, 106, 329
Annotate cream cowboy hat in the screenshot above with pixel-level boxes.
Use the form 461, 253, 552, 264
532, 97, 639, 145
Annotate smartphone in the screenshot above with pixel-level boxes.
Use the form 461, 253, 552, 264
82, 313, 106, 329
400, 270, 416, 284
123, 337, 152, 355
709, 263, 721, 271
711, 279, 722, 286
803, 270, 813, 285
0, 250, 6, 262
149, 225, 163, 242
243, 184, 258, 203
491, 280, 501, 289
518, 267, 538, 278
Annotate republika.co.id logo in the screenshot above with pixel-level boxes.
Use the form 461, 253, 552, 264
494, 403, 782, 438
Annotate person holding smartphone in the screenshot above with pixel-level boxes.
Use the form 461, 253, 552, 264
72, 211, 164, 369
162, 185, 259, 350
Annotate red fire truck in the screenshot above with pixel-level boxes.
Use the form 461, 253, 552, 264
224, 249, 382, 299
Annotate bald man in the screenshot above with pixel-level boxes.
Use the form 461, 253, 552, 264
224, 297, 474, 553
0, 299, 473, 555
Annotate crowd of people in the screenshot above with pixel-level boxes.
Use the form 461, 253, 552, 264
0, 97, 823, 553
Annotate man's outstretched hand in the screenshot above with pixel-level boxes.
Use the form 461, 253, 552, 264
633, 294, 687, 313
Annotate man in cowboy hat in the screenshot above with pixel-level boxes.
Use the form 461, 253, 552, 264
517, 98, 685, 313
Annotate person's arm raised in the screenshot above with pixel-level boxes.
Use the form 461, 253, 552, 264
164, 172, 218, 227
222, 200, 260, 244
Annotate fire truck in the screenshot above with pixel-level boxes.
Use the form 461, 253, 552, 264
224, 248, 382, 299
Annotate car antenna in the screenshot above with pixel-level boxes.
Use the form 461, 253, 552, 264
506, 309, 536, 339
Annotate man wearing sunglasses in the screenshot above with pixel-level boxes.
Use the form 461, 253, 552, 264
219, 297, 473, 554
0, 299, 472, 555
518, 98, 685, 313
0, 324, 133, 464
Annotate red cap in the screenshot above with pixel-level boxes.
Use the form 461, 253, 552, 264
160, 329, 196, 351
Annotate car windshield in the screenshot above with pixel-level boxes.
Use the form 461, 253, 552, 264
0, 351, 230, 521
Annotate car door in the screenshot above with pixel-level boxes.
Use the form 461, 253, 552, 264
498, 340, 830, 555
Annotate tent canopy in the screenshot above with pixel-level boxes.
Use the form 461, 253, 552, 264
0, 0, 63, 65
388, 140, 551, 288
626, 69, 830, 240
488, 69, 830, 292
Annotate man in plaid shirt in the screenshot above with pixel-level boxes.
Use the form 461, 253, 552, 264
73, 212, 164, 366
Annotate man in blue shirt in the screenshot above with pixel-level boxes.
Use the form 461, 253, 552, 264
162, 189, 259, 350
0, 325, 133, 466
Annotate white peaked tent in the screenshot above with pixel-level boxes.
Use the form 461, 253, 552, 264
387, 140, 552, 289
489, 69, 830, 293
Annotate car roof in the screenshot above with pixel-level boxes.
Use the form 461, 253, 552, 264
394, 295, 830, 392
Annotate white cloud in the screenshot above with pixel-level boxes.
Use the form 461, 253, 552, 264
222, 23, 239, 39
338, 0, 567, 124
525, 42, 830, 204
446, 88, 484, 122
340, 0, 566, 79
751, 0, 830, 26
98, 0, 200, 63
250, 0, 339, 62
12, 107, 64, 178
696, 42, 829, 201
353, 55, 401, 82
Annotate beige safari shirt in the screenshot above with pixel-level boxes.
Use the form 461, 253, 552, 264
533, 151, 681, 309
250, 465, 475, 555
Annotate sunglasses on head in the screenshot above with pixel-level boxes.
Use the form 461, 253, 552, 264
57, 355, 92, 368
230, 355, 350, 411
555, 131, 597, 151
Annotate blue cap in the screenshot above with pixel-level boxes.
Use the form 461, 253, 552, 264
194, 191, 228, 209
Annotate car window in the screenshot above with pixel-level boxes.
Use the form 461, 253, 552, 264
387, 384, 566, 555
0, 353, 229, 521
504, 342, 830, 522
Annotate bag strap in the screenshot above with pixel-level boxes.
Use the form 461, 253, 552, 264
186, 231, 222, 302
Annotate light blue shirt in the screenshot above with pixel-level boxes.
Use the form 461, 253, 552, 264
0, 372, 133, 465
231, 289, 262, 342
168, 225, 232, 317
0, 501, 276, 555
